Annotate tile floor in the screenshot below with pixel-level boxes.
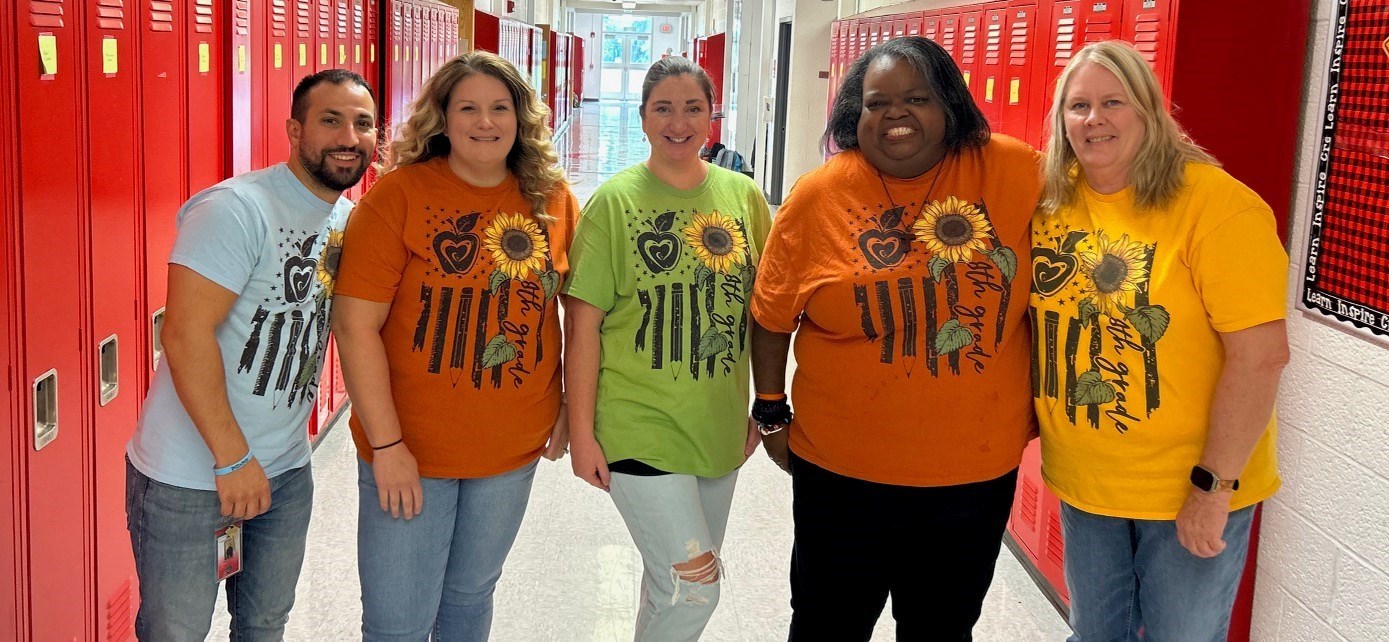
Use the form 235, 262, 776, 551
208, 102, 1073, 641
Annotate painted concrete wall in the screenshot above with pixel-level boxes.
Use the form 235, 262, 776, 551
1252, 1, 1389, 638
777, 0, 836, 197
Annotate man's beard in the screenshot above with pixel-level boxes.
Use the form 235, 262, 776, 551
301, 146, 370, 192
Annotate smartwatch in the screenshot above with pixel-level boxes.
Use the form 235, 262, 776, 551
1190, 465, 1239, 493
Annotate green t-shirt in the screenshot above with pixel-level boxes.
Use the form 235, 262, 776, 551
564, 164, 771, 477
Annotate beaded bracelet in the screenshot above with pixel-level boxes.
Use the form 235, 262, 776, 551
213, 451, 254, 477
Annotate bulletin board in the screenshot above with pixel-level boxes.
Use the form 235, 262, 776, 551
1299, 0, 1389, 346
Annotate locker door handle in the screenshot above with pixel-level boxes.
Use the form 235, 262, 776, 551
99, 334, 119, 406
152, 307, 166, 368
33, 369, 58, 451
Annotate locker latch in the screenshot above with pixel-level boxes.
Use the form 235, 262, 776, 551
99, 334, 119, 406
33, 369, 58, 451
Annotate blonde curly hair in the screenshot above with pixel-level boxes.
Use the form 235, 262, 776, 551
382, 51, 564, 219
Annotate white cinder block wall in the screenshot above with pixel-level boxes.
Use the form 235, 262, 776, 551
1252, 0, 1389, 639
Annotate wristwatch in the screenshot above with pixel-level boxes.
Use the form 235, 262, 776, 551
1190, 465, 1240, 493
756, 421, 787, 436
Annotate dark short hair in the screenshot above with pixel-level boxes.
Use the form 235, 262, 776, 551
290, 69, 375, 122
823, 36, 989, 155
639, 56, 716, 113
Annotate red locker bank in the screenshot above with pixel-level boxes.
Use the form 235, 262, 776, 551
1, 0, 459, 636
828, 0, 1310, 638
693, 32, 725, 147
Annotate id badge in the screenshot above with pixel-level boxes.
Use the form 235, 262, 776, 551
215, 520, 244, 581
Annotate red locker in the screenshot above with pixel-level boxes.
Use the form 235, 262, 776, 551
958, 9, 983, 97
1123, 0, 1173, 90
0, 4, 22, 636
143, 0, 191, 396
188, 0, 225, 192
854, 17, 867, 59
230, 0, 253, 175
890, 17, 906, 39
366, 0, 378, 91
315, 0, 330, 71
15, 0, 92, 637
337, 0, 350, 70
695, 32, 726, 146
938, 11, 960, 60
331, 337, 349, 413
978, 4, 1008, 129
311, 339, 334, 438
1001, 3, 1040, 144
1040, 0, 1119, 126
84, 1, 143, 637
906, 13, 923, 37
262, 0, 294, 167
250, 0, 269, 170
353, 0, 364, 73
571, 34, 584, 102
294, 0, 314, 83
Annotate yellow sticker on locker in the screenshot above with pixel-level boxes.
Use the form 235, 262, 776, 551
102, 37, 119, 75
370, 43, 376, 63
238, 45, 247, 73
299, 43, 307, 67
985, 77, 995, 101
1009, 78, 1021, 105
321, 43, 329, 65
199, 42, 210, 73
274, 43, 283, 69
355, 44, 361, 64
339, 44, 347, 64
414, 46, 420, 62
962, 71, 971, 87
405, 46, 410, 62
394, 44, 399, 61
38, 34, 58, 75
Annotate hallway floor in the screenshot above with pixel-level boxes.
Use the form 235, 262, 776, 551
208, 102, 1072, 641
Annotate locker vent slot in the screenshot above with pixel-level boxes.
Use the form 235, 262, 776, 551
1019, 477, 1039, 528
984, 18, 1002, 66
29, 0, 65, 29
296, 0, 311, 38
353, 0, 363, 35
318, 0, 331, 39
148, 0, 172, 32
924, 20, 938, 42
151, 307, 166, 366
97, 0, 125, 30
98, 334, 119, 406
1054, 17, 1075, 66
106, 577, 134, 641
337, 0, 348, 37
961, 23, 978, 64
1132, 12, 1161, 62
33, 369, 58, 451
941, 20, 956, 52
193, 0, 213, 34
233, 0, 249, 35
1009, 15, 1029, 67
1045, 508, 1065, 565
1083, 17, 1112, 44
272, 0, 288, 37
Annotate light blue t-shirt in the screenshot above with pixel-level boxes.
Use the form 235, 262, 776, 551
128, 163, 352, 490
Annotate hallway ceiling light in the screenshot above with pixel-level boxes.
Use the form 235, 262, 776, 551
621, 1, 636, 8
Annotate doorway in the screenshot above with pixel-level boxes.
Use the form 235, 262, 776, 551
766, 21, 793, 204
600, 33, 653, 101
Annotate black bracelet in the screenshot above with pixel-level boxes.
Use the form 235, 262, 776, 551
751, 398, 793, 426
372, 437, 404, 451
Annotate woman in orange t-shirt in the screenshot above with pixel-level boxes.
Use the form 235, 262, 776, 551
749, 37, 1041, 639
332, 52, 576, 640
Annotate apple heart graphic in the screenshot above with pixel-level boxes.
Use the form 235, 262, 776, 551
857, 228, 913, 269
283, 255, 319, 303
637, 231, 681, 273
432, 213, 482, 275
1031, 246, 1078, 296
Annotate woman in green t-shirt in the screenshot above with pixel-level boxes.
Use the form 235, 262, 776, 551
562, 57, 771, 640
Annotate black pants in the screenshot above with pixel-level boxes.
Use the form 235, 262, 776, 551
787, 453, 1018, 642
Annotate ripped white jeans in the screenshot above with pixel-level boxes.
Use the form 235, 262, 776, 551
609, 469, 739, 642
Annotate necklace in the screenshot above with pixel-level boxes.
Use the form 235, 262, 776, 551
876, 154, 948, 213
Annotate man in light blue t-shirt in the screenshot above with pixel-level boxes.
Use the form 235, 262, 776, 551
125, 69, 375, 640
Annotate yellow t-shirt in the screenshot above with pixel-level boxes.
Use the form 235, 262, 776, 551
1030, 162, 1288, 519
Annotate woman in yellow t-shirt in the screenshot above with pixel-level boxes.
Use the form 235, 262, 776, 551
1032, 41, 1289, 640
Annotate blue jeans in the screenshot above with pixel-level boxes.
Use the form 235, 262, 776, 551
609, 470, 739, 641
125, 458, 314, 641
357, 458, 538, 642
1061, 502, 1256, 642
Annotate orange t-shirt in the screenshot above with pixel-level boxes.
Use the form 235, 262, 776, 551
335, 157, 577, 478
751, 136, 1042, 486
